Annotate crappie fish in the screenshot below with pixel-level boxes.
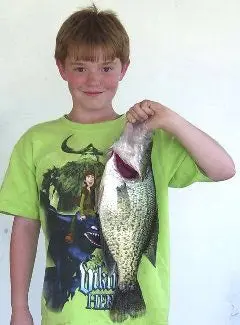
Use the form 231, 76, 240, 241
98, 122, 158, 323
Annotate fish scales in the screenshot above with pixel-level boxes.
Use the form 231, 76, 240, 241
98, 123, 158, 322
100, 166, 155, 284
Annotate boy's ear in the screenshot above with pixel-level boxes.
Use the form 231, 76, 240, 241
56, 59, 67, 81
119, 60, 130, 81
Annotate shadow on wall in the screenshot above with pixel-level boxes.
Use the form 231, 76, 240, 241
230, 297, 240, 324
229, 277, 240, 324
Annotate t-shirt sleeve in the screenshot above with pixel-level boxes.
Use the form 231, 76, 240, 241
169, 149, 212, 187
0, 132, 39, 219
157, 130, 212, 188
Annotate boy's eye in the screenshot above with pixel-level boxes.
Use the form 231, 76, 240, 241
75, 67, 85, 72
103, 67, 113, 72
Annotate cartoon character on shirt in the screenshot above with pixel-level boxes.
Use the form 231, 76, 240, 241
65, 171, 96, 244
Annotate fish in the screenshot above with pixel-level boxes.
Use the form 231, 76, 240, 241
97, 122, 158, 323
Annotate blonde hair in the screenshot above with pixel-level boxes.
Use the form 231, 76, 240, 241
55, 4, 130, 64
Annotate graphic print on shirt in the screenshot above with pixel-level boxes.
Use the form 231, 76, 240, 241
40, 135, 117, 312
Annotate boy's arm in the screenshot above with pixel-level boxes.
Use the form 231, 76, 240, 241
160, 113, 235, 181
127, 100, 236, 181
10, 216, 40, 324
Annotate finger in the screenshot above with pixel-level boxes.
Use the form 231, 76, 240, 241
140, 100, 155, 116
131, 104, 149, 121
126, 111, 137, 123
136, 99, 154, 117
129, 107, 142, 121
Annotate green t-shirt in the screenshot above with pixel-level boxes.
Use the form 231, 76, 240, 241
0, 115, 210, 325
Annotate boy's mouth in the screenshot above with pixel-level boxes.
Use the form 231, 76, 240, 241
83, 91, 104, 97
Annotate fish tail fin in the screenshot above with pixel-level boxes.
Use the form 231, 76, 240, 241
110, 281, 146, 323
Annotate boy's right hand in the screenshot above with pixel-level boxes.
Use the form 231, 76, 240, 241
10, 307, 33, 325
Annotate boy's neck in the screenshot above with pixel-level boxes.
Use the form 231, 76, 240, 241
67, 108, 120, 124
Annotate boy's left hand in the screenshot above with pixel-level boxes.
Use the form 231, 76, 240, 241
126, 100, 177, 131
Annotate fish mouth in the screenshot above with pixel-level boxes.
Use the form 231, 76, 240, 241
84, 232, 101, 247
114, 153, 140, 179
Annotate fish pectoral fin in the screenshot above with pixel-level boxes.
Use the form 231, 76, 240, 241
100, 231, 116, 276
116, 184, 127, 198
116, 184, 131, 210
144, 215, 159, 267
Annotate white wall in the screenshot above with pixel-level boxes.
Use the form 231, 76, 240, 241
0, 0, 239, 324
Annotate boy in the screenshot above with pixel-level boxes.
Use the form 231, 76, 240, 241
0, 4, 235, 325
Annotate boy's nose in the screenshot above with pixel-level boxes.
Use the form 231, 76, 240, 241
87, 72, 101, 85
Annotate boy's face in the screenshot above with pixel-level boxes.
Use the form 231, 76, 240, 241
57, 51, 129, 112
